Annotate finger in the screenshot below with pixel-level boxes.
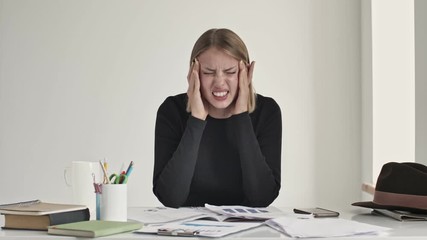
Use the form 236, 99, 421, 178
187, 60, 194, 82
187, 75, 194, 96
187, 58, 199, 82
239, 60, 247, 77
239, 60, 248, 86
193, 60, 200, 92
247, 61, 255, 84
189, 60, 200, 87
193, 59, 200, 91
187, 65, 196, 96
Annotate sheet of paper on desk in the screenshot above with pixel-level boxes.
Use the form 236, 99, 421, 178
128, 205, 281, 225
128, 207, 208, 225
134, 220, 261, 238
265, 214, 391, 238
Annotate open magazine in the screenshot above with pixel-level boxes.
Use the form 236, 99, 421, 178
135, 220, 261, 238
129, 204, 284, 225
132, 204, 283, 237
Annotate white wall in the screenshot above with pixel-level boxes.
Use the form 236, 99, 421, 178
362, 0, 427, 192
371, 0, 415, 181
415, 0, 427, 165
361, 0, 416, 197
0, 0, 361, 209
361, 0, 373, 198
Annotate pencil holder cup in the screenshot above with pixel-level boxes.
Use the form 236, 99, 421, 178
99, 184, 127, 221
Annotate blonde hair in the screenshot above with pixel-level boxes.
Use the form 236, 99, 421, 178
187, 28, 256, 113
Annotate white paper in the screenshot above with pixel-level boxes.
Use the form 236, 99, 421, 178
265, 214, 390, 238
135, 220, 261, 238
128, 207, 207, 225
129, 205, 282, 225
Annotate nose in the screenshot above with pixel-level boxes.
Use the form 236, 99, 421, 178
213, 72, 226, 85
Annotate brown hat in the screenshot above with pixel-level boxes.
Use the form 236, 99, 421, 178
352, 162, 427, 213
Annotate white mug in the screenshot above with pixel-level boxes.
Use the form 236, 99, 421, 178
64, 161, 102, 219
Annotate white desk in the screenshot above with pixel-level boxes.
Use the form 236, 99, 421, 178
1, 207, 427, 239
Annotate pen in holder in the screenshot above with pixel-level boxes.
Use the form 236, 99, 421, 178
99, 184, 127, 222
93, 180, 102, 221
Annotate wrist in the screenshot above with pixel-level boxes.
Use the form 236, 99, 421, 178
192, 111, 207, 120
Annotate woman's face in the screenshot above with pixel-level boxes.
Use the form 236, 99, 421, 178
197, 47, 239, 118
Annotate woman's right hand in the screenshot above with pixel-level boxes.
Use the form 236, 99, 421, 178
187, 59, 208, 120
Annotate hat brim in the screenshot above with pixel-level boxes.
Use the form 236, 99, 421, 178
352, 201, 427, 214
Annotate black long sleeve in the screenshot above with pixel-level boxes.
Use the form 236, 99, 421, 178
153, 93, 282, 208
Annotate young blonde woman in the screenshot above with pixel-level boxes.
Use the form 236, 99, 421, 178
153, 28, 282, 208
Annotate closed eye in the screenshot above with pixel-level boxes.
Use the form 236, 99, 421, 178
224, 66, 237, 75
202, 72, 215, 75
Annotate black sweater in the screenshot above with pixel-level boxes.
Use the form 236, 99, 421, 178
153, 93, 282, 208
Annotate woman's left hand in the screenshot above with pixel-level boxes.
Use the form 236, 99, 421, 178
232, 60, 255, 115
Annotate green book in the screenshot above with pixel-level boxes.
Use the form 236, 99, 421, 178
47, 220, 143, 238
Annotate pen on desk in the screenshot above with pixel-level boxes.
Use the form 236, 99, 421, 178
125, 161, 134, 177
99, 160, 110, 184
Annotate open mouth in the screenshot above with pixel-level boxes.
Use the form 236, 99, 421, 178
212, 91, 228, 97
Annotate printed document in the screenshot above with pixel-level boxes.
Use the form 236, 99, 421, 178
129, 205, 284, 225
265, 214, 390, 238
128, 207, 206, 225
205, 204, 284, 220
134, 220, 261, 238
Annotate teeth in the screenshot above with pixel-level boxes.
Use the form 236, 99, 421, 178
213, 91, 227, 97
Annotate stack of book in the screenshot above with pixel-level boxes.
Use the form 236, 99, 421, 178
0, 199, 90, 230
